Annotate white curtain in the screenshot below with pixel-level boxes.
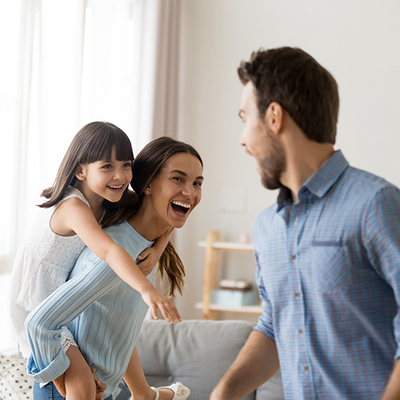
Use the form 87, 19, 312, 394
0, 0, 181, 274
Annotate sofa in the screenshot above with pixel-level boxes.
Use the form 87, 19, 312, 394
0, 319, 284, 400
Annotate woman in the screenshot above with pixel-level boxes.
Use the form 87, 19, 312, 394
26, 137, 204, 400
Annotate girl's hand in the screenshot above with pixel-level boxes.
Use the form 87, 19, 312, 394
141, 288, 182, 324
91, 369, 107, 400
137, 248, 156, 276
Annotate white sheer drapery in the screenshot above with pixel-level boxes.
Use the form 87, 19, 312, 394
0, 0, 181, 274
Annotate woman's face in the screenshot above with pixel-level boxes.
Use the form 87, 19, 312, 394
146, 153, 204, 229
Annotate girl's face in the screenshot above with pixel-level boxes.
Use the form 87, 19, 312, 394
145, 153, 203, 230
76, 147, 133, 204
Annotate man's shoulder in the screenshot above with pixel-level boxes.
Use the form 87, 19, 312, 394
342, 165, 399, 196
253, 203, 279, 229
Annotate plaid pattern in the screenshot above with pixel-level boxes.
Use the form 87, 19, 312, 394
254, 151, 400, 399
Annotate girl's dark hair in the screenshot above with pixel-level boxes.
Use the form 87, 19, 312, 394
102, 136, 203, 297
40, 121, 134, 208
238, 47, 339, 144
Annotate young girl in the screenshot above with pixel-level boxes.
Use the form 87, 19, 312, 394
9, 122, 182, 400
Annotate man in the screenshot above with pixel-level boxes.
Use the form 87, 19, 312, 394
210, 47, 400, 399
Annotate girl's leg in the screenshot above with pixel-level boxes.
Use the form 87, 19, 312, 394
124, 347, 174, 400
62, 345, 97, 400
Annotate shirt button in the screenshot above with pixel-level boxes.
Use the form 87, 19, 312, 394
304, 366, 309, 373
298, 329, 303, 335
294, 292, 300, 298
290, 254, 296, 260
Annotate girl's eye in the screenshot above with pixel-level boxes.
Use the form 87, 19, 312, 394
102, 164, 112, 169
124, 162, 132, 168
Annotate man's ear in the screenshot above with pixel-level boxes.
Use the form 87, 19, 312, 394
265, 102, 283, 134
75, 164, 86, 181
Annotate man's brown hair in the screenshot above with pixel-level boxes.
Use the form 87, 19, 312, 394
238, 47, 339, 144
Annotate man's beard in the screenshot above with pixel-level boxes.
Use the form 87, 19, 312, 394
259, 131, 286, 190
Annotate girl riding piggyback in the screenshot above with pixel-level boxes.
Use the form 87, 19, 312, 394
9, 121, 180, 400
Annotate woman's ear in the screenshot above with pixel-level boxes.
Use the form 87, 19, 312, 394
75, 164, 86, 181
145, 185, 151, 195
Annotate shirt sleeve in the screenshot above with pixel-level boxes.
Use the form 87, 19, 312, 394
362, 186, 400, 359
254, 251, 275, 341
25, 252, 120, 383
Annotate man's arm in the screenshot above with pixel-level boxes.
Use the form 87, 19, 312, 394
362, 187, 400, 398
381, 359, 400, 399
210, 330, 279, 400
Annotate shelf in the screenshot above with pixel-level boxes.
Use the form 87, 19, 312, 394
198, 241, 254, 252
199, 230, 259, 320
195, 302, 262, 314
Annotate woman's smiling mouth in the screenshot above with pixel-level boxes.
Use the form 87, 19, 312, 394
171, 201, 191, 214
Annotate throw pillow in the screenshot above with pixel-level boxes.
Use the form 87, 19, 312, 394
0, 353, 33, 400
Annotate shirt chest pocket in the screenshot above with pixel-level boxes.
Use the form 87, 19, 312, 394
310, 241, 352, 293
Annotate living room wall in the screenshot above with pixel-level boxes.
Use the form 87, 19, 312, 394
173, 0, 400, 321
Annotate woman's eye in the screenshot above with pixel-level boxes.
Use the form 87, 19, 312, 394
173, 177, 182, 182
102, 164, 112, 169
124, 162, 132, 168
194, 181, 202, 187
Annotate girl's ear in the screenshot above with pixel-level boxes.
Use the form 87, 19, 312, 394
75, 164, 86, 181
145, 184, 151, 195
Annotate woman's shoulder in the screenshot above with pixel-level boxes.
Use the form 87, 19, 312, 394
103, 222, 153, 249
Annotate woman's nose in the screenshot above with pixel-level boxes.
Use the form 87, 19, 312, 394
182, 183, 195, 197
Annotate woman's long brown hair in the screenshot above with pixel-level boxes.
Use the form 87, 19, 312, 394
102, 136, 203, 297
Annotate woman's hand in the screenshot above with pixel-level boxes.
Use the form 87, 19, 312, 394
136, 248, 157, 276
141, 287, 182, 324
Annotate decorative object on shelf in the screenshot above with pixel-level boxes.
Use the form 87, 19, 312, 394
219, 279, 252, 291
211, 289, 257, 308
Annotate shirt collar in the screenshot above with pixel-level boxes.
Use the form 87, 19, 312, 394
277, 150, 349, 210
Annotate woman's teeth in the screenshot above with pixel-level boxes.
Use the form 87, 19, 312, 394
109, 185, 123, 189
171, 201, 191, 214
172, 201, 191, 209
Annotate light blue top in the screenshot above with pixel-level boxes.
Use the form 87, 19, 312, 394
26, 221, 154, 398
254, 150, 400, 399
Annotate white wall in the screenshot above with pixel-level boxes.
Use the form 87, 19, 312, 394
174, 0, 400, 321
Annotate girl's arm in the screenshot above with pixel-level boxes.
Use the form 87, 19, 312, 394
53, 198, 181, 324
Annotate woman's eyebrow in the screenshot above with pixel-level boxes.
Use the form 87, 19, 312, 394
170, 170, 204, 180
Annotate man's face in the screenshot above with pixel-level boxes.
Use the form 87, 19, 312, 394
239, 81, 285, 190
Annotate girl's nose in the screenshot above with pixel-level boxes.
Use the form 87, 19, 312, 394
113, 168, 123, 180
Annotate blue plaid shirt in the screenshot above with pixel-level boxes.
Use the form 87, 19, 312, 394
254, 150, 400, 399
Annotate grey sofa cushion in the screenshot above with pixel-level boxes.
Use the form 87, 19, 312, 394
136, 319, 255, 400
136, 319, 284, 400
